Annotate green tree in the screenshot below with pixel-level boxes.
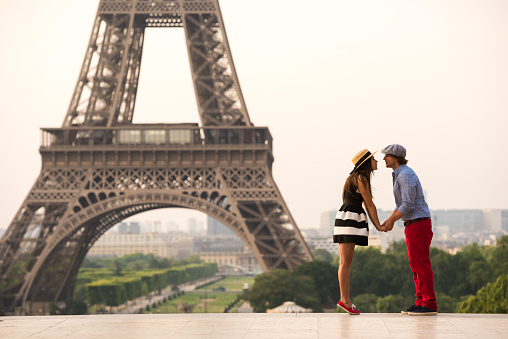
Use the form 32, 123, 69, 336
129, 260, 145, 271
68, 300, 88, 315
430, 248, 456, 296
457, 275, 508, 313
121, 252, 152, 263
80, 258, 101, 268
113, 259, 123, 277
489, 236, 508, 278
452, 244, 491, 296
349, 246, 408, 298
148, 257, 161, 269
435, 293, 460, 313
431, 244, 494, 299
385, 240, 407, 255
469, 260, 493, 292
182, 255, 201, 265
348, 247, 387, 297
350, 293, 379, 313
158, 258, 172, 269
246, 269, 320, 313
376, 294, 406, 313
312, 249, 334, 263
295, 260, 337, 308
478, 243, 496, 262
497, 235, 508, 247
385, 241, 415, 298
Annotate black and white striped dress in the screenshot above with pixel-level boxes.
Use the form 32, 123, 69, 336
333, 189, 369, 246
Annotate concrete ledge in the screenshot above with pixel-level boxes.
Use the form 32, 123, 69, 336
1, 313, 507, 338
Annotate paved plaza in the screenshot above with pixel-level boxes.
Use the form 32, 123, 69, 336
0, 313, 507, 338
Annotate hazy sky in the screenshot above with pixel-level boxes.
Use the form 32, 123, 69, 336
1, 0, 507, 231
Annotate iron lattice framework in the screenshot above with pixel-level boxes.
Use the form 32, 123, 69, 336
0, 0, 313, 315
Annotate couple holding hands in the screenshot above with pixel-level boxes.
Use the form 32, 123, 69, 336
334, 144, 438, 316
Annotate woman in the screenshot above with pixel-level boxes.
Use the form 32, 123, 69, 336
335, 149, 383, 315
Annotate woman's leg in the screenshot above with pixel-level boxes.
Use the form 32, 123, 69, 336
338, 243, 356, 307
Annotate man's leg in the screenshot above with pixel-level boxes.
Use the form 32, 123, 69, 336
405, 220, 437, 311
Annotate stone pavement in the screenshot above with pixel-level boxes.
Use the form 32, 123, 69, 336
1, 313, 507, 338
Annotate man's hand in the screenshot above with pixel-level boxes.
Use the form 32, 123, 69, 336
383, 218, 395, 231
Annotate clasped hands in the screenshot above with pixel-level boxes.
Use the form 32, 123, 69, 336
377, 218, 395, 233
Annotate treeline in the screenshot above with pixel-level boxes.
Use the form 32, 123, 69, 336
85, 262, 217, 308
74, 253, 203, 301
80, 253, 203, 271
245, 235, 508, 313
71, 253, 217, 312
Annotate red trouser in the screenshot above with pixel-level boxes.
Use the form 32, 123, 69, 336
404, 219, 438, 311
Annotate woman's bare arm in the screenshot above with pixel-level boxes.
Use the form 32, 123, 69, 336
357, 176, 383, 231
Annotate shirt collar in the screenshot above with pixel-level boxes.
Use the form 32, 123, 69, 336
392, 164, 406, 178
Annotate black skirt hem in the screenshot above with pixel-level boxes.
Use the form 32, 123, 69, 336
333, 234, 368, 246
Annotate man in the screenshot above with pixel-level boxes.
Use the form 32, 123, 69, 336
381, 144, 438, 316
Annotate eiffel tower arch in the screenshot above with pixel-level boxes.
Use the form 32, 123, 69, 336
0, 0, 313, 315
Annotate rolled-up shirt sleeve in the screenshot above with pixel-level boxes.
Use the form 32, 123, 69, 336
397, 173, 417, 216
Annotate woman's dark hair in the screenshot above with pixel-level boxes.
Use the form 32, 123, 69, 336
342, 157, 374, 201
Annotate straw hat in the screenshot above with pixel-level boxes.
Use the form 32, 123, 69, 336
350, 149, 376, 174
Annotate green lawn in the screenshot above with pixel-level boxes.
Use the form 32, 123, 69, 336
198, 276, 255, 292
150, 294, 240, 314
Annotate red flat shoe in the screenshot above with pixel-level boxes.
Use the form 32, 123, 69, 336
337, 301, 360, 315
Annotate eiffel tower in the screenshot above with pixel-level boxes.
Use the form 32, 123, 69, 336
0, 0, 313, 315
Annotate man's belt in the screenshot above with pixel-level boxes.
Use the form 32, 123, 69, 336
404, 217, 431, 226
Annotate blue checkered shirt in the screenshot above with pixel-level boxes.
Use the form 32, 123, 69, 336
392, 165, 431, 221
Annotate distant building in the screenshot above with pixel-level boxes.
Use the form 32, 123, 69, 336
118, 222, 141, 234
207, 216, 235, 236
195, 235, 244, 252
136, 220, 161, 233
320, 209, 336, 236
483, 209, 508, 232
376, 209, 404, 228
87, 232, 193, 258
306, 234, 382, 256
195, 234, 260, 272
301, 228, 329, 239
188, 218, 204, 233
188, 218, 197, 233
217, 264, 248, 276
199, 247, 259, 273
118, 223, 127, 234
171, 236, 194, 258
432, 209, 484, 233
306, 237, 340, 256
166, 221, 180, 232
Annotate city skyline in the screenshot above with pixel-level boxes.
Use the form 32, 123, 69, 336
1, 0, 507, 231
